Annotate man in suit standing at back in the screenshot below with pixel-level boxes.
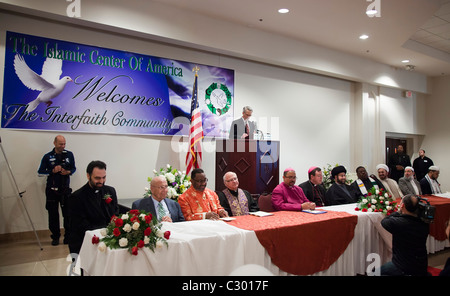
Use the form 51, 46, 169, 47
229, 106, 256, 139
132, 176, 185, 222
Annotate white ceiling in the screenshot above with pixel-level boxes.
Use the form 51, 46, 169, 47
153, 0, 450, 77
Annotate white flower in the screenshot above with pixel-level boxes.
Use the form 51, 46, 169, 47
132, 222, 140, 231
153, 169, 157, 174
371, 205, 376, 209
123, 223, 132, 233
156, 229, 164, 238
375, 190, 379, 195
166, 164, 171, 169
140, 213, 146, 221
167, 187, 177, 198
385, 201, 390, 205
386, 206, 392, 211
165, 172, 175, 183
100, 228, 107, 236
183, 181, 190, 187
362, 199, 368, 204
98, 242, 107, 252
121, 214, 129, 220
144, 187, 149, 191
371, 199, 377, 204
384, 193, 389, 198
119, 238, 128, 247
144, 236, 150, 244
156, 240, 164, 249
380, 196, 384, 200
368, 208, 373, 212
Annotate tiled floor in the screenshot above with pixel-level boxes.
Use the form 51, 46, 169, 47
0, 232, 449, 276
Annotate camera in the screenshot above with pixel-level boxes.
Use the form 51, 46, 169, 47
417, 197, 435, 223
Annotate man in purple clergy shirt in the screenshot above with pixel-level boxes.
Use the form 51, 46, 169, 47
271, 168, 316, 211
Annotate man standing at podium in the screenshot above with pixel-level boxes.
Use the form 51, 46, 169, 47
229, 106, 256, 139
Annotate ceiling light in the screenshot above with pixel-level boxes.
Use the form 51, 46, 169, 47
401, 59, 410, 63
366, 9, 378, 16
278, 8, 289, 14
359, 34, 369, 40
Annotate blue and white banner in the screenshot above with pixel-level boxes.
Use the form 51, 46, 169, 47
1, 31, 234, 137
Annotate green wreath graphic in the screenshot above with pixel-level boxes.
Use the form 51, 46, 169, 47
205, 82, 232, 116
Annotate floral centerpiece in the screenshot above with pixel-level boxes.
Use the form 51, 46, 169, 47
355, 187, 398, 215
145, 164, 190, 202
91, 209, 170, 256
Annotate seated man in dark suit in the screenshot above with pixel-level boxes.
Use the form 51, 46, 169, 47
298, 166, 327, 206
132, 176, 184, 222
325, 166, 361, 205
420, 165, 441, 195
217, 171, 259, 216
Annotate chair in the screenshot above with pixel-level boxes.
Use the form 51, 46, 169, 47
258, 193, 274, 212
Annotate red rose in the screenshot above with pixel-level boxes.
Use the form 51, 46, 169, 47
355, 207, 360, 211
105, 197, 112, 204
130, 216, 139, 223
137, 240, 145, 248
362, 208, 367, 212
110, 215, 117, 222
368, 192, 372, 196
113, 227, 121, 237
115, 218, 124, 227
144, 227, 152, 236
92, 235, 99, 244
131, 246, 139, 256
129, 209, 140, 216
145, 214, 153, 223
164, 231, 171, 240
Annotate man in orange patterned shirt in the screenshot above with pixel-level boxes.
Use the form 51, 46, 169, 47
179, 168, 229, 220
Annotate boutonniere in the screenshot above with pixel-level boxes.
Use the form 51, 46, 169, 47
103, 193, 113, 204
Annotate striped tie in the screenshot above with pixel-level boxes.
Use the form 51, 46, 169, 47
157, 202, 165, 221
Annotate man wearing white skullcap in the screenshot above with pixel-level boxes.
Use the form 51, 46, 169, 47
420, 166, 441, 195
376, 164, 403, 199
398, 166, 422, 195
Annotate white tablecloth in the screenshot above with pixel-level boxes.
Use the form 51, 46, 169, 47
78, 203, 448, 276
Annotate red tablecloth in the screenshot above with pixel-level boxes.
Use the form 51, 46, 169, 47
227, 210, 358, 275
424, 195, 450, 241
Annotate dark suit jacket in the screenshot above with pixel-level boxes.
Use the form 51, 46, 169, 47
419, 177, 440, 195
298, 181, 328, 206
229, 118, 256, 139
68, 183, 119, 253
132, 197, 185, 222
325, 183, 361, 205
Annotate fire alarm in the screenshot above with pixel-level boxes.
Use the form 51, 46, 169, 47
403, 90, 413, 98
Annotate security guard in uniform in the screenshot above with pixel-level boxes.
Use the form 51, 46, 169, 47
38, 135, 76, 246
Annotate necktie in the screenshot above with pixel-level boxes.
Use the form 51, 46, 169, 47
245, 122, 249, 138
157, 202, 165, 221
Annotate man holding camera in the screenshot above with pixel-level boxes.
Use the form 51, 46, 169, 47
379, 194, 430, 276
38, 135, 76, 246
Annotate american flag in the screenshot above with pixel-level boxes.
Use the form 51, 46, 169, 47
185, 67, 203, 176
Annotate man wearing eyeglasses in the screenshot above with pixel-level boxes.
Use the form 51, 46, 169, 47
217, 171, 259, 216
271, 168, 316, 211
179, 168, 229, 220
132, 175, 185, 222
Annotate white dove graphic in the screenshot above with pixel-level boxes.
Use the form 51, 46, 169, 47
13, 54, 72, 113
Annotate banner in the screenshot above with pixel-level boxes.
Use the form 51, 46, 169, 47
1, 31, 234, 138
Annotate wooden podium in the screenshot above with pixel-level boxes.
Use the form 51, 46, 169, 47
215, 139, 280, 195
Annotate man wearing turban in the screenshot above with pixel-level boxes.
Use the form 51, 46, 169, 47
376, 164, 402, 199
325, 166, 361, 205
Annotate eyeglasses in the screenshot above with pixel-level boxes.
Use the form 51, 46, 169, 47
225, 177, 238, 182
153, 185, 168, 190
284, 176, 297, 179
192, 178, 208, 184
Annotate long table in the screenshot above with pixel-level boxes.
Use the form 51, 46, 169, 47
78, 198, 450, 276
